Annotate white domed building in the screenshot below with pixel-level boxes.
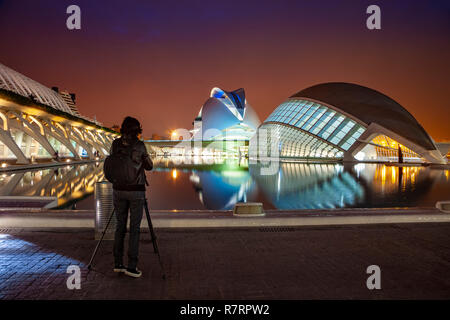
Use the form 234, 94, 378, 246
250, 82, 447, 164
191, 87, 260, 141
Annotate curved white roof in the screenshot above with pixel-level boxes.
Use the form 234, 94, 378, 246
0, 63, 74, 115
292, 83, 437, 151
200, 87, 260, 140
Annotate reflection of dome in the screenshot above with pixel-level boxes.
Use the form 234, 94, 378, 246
192, 87, 260, 140
250, 162, 437, 209
190, 170, 253, 210
251, 83, 446, 164
249, 162, 364, 209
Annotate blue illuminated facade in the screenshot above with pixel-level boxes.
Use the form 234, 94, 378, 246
250, 83, 447, 164
261, 99, 366, 158
191, 87, 260, 141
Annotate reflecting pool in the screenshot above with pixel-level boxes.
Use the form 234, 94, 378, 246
0, 163, 104, 208
0, 158, 449, 210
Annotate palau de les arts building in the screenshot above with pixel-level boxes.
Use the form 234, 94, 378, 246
191, 87, 261, 141
193, 83, 447, 164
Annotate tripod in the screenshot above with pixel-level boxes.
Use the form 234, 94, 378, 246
87, 199, 166, 279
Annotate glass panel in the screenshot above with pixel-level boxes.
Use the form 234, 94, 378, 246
310, 110, 336, 135
327, 119, 354, 145
294, 104, 318, 128
319, 115, 344, 140
339, 125, 366, 150
288, 104, 309, 125
284, 101, 305, 123
301, 107, 326, 131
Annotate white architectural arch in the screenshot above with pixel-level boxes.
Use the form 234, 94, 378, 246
252, 83, 447, 164
0, 62, 119, 164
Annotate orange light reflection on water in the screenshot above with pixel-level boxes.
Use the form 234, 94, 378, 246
371, 165, 424, 194
172, 169, 178, 180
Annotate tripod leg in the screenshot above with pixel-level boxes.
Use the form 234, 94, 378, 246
144, 202, 158, 253
144, 200, 166, 279
88, 208, 115, 270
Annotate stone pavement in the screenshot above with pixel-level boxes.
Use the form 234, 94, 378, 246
1, 223, 450, 299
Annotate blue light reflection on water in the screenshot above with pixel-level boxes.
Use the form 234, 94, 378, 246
149, 162, 450, 210
0, 159, 449, 210
191, 169, 253, 210
249, 163, 366, 209
146, 159, 449, 210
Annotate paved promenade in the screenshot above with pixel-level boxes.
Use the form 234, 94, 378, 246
1, 222, 450, 299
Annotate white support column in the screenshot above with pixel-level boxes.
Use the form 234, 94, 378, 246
94, 131, 110, 152
0, 111, 28, 164
83, 129, 108, 156
0, 172, 24, 195
24, 134, 31, 157
0, 130, 29, 164
69, 130, 95, 158
43, 120, 81, 159
8, 116, 56, 159
344, 122, 447, 164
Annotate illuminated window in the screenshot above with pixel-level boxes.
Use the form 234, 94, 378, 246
257, 99, 369, 159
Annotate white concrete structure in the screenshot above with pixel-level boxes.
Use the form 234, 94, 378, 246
251, 83, 447, 164
191, 87, 260, 141
0, 63, 117, 164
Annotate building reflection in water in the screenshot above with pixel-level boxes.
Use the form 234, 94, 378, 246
249, 162, 364, 209
0, 158, 446, 210
249, 161, 439, 209
189, 170, 253, 210
153, 156, 254, 210
0, 163, 104, 208
352, 163, 439, 207
155, 156, 445, 210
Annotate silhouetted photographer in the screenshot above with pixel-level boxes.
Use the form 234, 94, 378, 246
104, 116, 153, 278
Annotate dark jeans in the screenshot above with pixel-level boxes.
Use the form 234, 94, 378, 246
113, 190, 146, 269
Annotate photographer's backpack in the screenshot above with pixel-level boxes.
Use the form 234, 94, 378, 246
104, 140, 141, 186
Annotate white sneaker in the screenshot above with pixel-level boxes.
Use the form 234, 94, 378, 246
125, 268, 142, 278
113, 265, 126, 273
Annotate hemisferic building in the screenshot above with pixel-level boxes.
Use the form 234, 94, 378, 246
250, 82, 446, 164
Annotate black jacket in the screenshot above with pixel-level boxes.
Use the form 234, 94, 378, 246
110, 136, 153, 191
